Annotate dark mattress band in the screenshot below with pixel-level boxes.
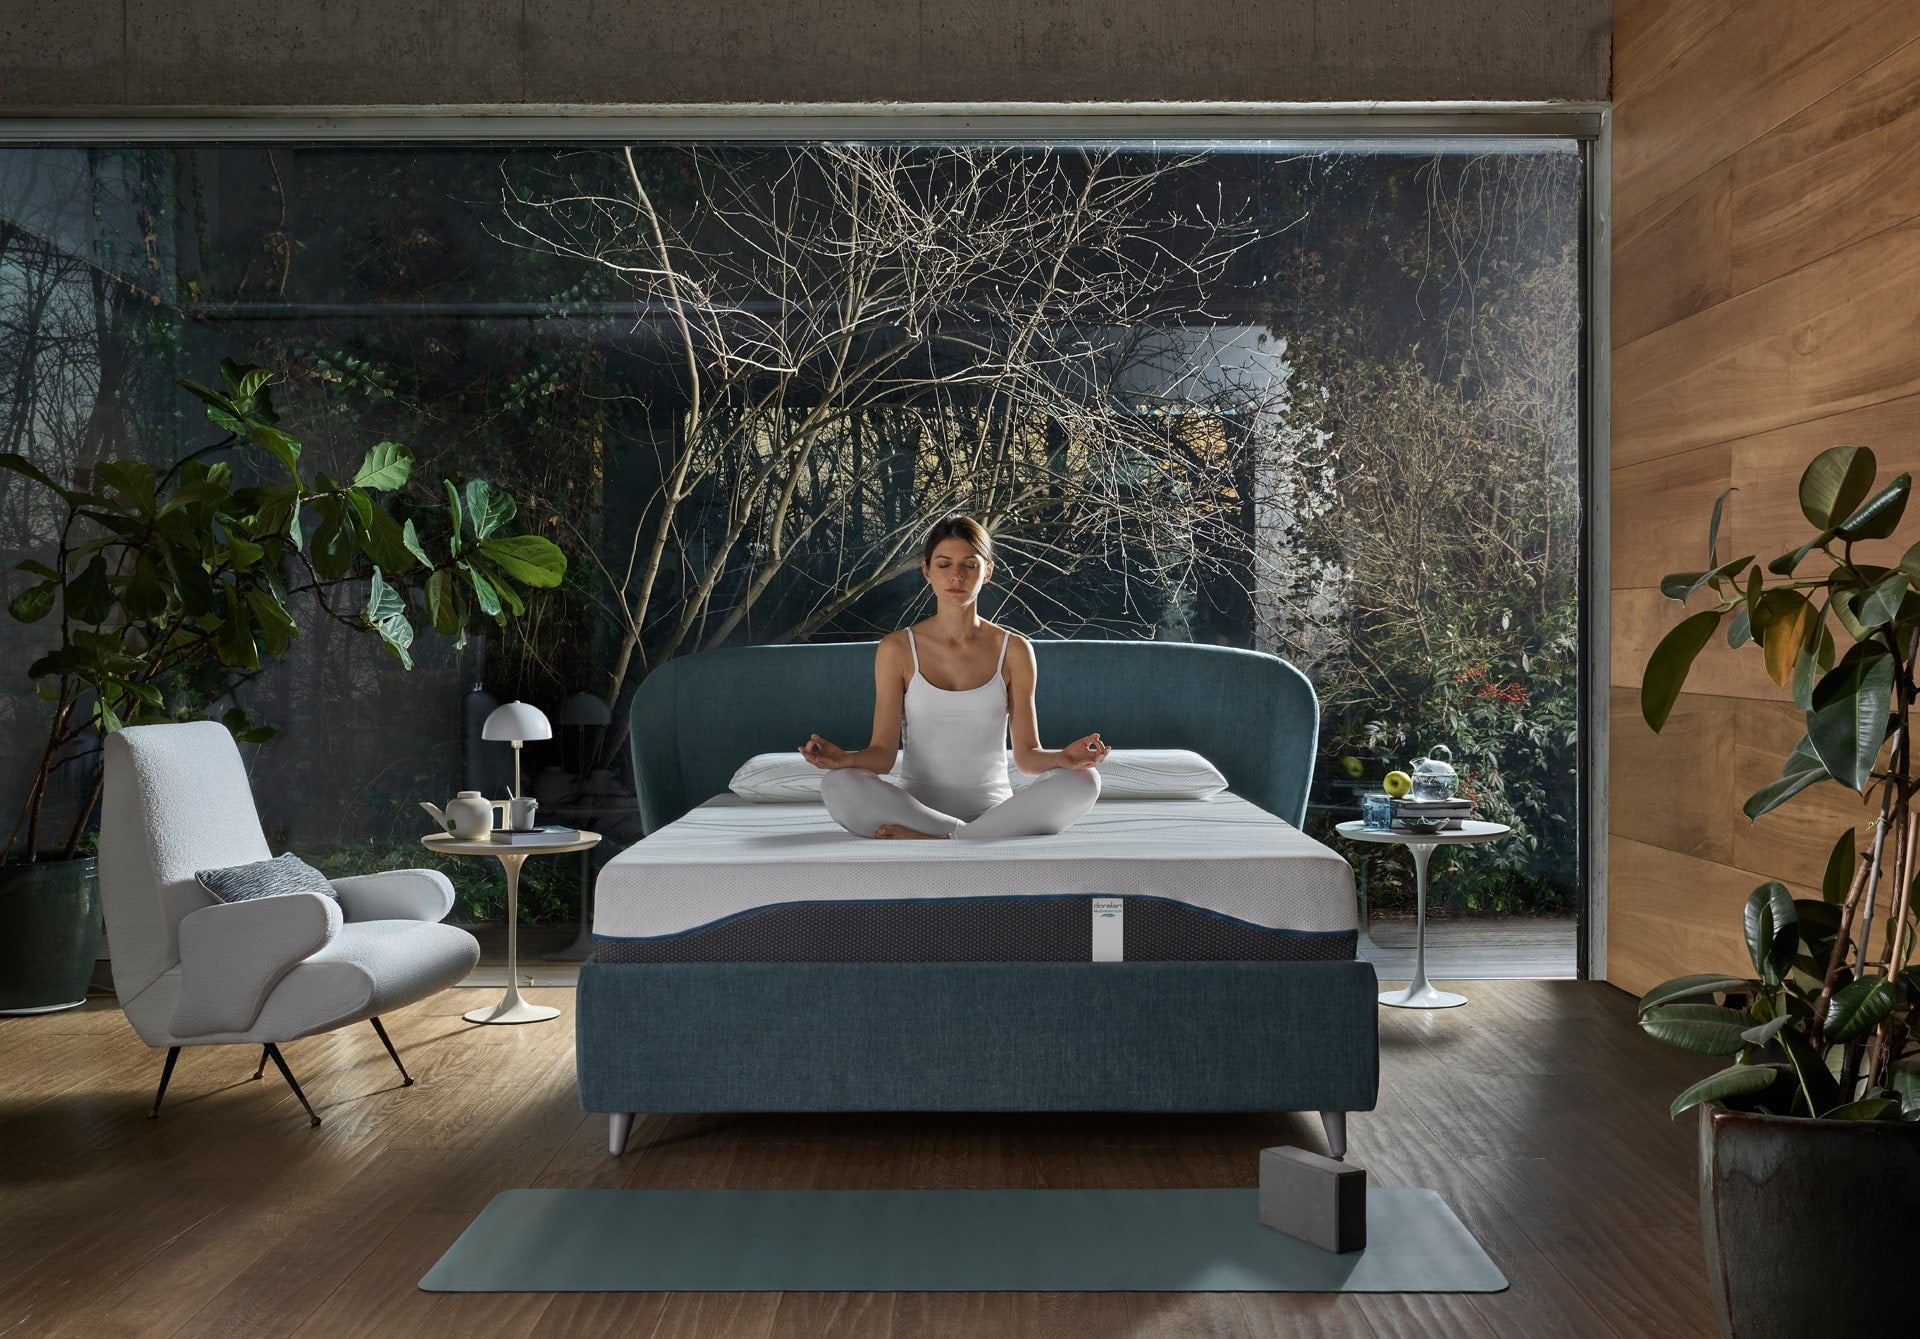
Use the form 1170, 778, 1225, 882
593, 894, 1357, 964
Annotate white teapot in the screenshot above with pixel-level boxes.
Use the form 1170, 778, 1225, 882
420, 790, 505, 840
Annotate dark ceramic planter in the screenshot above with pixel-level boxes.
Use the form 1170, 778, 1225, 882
1699, 1102, 1920, 1339
0, 857, 102, 1013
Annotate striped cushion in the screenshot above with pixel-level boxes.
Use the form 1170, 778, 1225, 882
196, 852, 339, 904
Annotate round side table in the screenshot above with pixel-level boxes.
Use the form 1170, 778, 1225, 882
1335, 819, 1511, 1010
422, 831, 601, 1025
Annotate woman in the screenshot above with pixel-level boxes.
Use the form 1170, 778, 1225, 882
800, 514, 1105, 840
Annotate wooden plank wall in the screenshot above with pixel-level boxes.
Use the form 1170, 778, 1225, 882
1609, 1, 1920, 995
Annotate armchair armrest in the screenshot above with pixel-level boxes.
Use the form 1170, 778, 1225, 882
170, 892, 342, 1038
330, 868, 457, 923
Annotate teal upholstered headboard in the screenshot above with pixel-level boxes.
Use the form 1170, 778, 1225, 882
627, 640, 1321, 832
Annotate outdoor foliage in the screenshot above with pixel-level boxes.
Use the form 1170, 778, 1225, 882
0, 359, 564, 861
1639, 446, 1919, 1119
0, 143, 1581, 920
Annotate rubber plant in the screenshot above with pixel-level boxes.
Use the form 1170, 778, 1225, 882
1639, 444, 1919, 1122
1, 360, 567, 864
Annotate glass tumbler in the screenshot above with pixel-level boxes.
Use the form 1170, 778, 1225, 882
1361, 791, 1394, 830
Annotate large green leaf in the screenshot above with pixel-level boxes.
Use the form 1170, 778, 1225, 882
66, 555, 112, 625
1892, 1060, 1920, 1116
246, 425, 302, 478
242, 589, 298, 657
1822, 829, 1858, 906
1800, 445, 1877, 529
1779, 1030, 1841, 1116
475, 534, 567, 588
443, 480, 464, 557
1640, 1003, 1753, 1056
1823, 975, 1896, 1043
121, 555, 169, 621
1805, 649, 1894, 792
1744, 881, 1797, 984
7, 580, 55, 624
1660, 555, 1755, 604
0, 451, 93, 507
95, 460, 157, 516
356, 502, 417, 574
1835, 473, 1910, 540
425, 568, 459, 636
401, 518, 432, 570
1852, 572, 1909, 628
352, 442, 413, 491
465, 564, 502, 618
307, 496, 356, 583
1638, 974, 1754, 1012
1768, 535, 1831, 577
1641, 610, 1721, 733
1669, 1064, 1779, 1118
1823, 1097, 1902, 1120
1708, 487, 1734, 566
213, 591, 259, 670
464, 478, 516, 540
363, 568, 414, 670
1745, 734, 1829, 819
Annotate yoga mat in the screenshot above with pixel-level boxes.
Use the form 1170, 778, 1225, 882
420, 1187, 1507, 1293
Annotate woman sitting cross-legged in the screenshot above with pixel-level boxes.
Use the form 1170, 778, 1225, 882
800, 514, 1104, 840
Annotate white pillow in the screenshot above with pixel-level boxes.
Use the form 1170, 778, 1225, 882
1013, 748, 1228, 800
729, 748, 1227, 802
1088, 748, 1228, 799
727, 752, 903, 801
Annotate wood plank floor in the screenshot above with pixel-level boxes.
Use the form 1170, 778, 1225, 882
0, 980, 1717, 1338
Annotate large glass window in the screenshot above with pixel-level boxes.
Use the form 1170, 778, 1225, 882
0, 139, 1583, 923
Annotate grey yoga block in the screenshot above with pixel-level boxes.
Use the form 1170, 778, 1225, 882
1259, 1146, 1367, 1254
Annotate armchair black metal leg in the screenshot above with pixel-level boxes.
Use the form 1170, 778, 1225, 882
148, 1046, 181, 1119
367, 1016, 414, 1087
251, 1045, 270, 1081
262, 1043, 322, 1128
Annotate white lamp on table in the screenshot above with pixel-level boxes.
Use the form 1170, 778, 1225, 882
481, 700, 552, 800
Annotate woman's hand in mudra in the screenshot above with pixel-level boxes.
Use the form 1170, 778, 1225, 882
1063, 733, 1107, 770
799, 734, 851, 770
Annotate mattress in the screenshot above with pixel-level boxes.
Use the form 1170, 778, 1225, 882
592, 793, 1358, 963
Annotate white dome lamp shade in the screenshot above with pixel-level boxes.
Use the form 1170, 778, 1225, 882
481, 701, 553, 799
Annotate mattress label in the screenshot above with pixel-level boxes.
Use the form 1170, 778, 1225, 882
1092, 897, 1124, 962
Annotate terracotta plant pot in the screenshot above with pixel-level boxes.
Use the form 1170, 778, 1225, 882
1699, 1102, 1920, 1338
0, 857, 102, 1013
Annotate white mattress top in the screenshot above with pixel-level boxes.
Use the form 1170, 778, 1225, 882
593, 793, 1357, 940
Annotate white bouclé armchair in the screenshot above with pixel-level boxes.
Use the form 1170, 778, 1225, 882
100, 720, 480, 1126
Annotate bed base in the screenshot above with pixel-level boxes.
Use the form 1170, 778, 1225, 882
578, 957, 1379, 1154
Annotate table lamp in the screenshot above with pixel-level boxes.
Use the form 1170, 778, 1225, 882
481, 700, 552, 801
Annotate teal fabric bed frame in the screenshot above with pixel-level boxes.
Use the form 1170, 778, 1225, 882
579, 640, 1379, 1156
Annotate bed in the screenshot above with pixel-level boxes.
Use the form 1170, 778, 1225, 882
577, 639, 1380, 1156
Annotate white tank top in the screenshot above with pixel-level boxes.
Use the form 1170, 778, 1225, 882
899, 628, 1014, 819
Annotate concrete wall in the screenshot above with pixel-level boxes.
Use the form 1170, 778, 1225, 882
1608, 0, 1920, 994
0, 1, 1610, 110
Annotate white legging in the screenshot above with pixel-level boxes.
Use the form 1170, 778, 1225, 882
820, 766, 1100, 840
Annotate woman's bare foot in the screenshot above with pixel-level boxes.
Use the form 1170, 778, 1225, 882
873, 823, 950, 840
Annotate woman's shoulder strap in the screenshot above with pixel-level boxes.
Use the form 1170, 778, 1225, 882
996, 629, 1011, 673
906, 627, 920, 674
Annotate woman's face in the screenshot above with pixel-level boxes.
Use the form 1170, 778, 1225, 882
924, 537, 991, 608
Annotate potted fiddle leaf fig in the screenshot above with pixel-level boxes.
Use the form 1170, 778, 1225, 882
1639, 444, 1919, 1339
0, 360, 565, 1012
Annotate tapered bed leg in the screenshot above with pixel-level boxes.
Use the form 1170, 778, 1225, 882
263, 1043, 322, 1128
609, 1111, 635, 1156
368, 1016, 414, 1086
1320, 1110, 1348, 1161
148, 1046, 181, 1118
